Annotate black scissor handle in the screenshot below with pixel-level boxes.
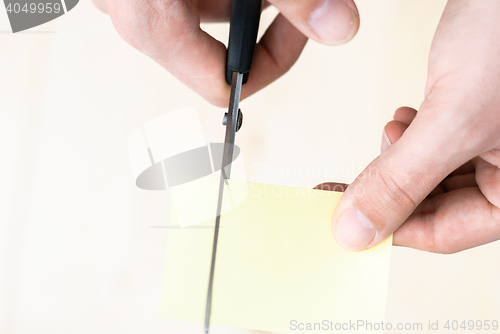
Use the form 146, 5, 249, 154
225, 0, 262, 85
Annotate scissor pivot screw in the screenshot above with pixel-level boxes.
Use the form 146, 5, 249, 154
222, 109, 243, 132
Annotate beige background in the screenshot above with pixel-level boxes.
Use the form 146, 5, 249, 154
1, 1, 499, 333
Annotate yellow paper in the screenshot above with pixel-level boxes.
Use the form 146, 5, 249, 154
159, 181, 392, 333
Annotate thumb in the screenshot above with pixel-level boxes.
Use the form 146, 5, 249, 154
331, 109, 470, 251
268, 0, 360, 45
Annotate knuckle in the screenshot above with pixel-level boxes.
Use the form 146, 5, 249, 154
381, 170, 416, 209
366, 168, 417, 220
416, 199, 439, 252
109, 0, 189, 53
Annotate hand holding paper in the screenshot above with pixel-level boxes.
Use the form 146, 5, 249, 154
330, 0, 500, 254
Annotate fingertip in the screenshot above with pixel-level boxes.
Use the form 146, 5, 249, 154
382, 107, 417, 153
393, 106, 417, 125
332, 206, 377, 251
91, 0, 108, 13
309, 0, 360, 45
384, 120, 409, 146
381, 126, 391, 153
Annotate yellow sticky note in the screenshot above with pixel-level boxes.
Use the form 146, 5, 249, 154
159, 181, 392, 333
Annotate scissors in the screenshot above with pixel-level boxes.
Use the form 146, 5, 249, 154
204, 0, 262, 332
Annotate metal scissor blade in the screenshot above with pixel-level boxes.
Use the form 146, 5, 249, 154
204, 71, 243, 333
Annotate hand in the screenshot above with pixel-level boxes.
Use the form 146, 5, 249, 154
91, 0, 360, 106
321, 0, 500, 254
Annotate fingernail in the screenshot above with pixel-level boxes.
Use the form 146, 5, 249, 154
381, 129, 391, 152
334, 207, 376, 251
309, 0, 358, 45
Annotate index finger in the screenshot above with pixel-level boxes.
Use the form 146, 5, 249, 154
93, 0, 354, 106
